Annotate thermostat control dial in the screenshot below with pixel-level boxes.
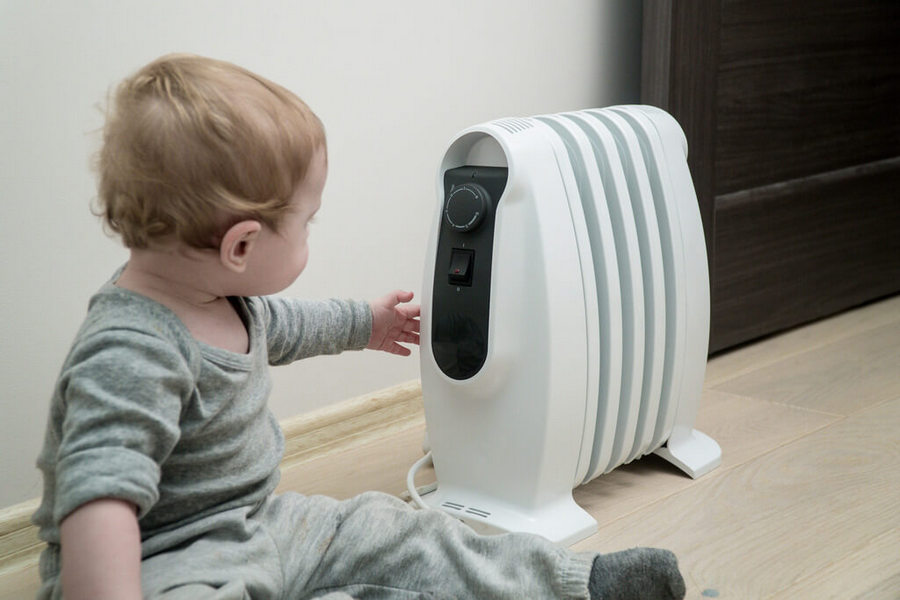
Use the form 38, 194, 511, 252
445, 183, 490, 232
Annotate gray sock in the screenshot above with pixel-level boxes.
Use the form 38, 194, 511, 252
588, 547, 686, 600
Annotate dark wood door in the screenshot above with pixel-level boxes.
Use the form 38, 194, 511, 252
641, 0, 900, 353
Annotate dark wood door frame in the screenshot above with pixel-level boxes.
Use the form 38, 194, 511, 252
641, 0, 900, 353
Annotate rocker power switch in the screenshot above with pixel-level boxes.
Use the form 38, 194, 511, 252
448, 249, 475, 286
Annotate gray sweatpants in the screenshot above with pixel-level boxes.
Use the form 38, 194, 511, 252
144, 491, 593, 599
38, 491, 593, 599
143, 491, 594, 599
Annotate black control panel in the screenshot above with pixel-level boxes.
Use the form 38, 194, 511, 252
431, 166, 507, 380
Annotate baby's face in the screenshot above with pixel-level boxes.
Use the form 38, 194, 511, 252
243, 148, 326, 295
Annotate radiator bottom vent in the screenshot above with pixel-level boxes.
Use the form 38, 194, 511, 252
441, 501, 492, 519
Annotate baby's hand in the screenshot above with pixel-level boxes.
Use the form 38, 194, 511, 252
368, 291, 421, 356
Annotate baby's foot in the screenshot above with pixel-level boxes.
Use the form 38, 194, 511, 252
588, 547, 686, 600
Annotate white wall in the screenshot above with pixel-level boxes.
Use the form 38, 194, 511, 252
0, 0, 642, 508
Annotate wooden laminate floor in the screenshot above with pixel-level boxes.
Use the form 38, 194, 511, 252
2, 295, 898, 598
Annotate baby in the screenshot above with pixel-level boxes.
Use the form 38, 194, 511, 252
32, 54, 685, 599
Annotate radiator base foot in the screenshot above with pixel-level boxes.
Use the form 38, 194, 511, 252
654, 426, 721, 478
421, 487, 598, 547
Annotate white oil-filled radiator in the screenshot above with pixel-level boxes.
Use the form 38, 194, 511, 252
411, 105, 722, 546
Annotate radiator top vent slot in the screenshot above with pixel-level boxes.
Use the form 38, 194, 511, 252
495, 118, 533, 134
441, 501, 464, 511
465, 507, 491, 518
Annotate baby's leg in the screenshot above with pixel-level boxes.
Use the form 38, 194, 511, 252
285, 491, 684, 600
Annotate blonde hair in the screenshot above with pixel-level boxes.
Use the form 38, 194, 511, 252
96, 53, 325, 249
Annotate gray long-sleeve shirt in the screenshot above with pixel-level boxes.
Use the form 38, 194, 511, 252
32, 275, 372, 558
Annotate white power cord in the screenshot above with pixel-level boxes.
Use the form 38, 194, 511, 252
405, 451, 435, 510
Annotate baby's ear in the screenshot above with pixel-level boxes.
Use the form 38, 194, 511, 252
219, 220, 262, 273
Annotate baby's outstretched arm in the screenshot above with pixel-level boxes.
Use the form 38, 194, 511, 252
367, 290, 421, 356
